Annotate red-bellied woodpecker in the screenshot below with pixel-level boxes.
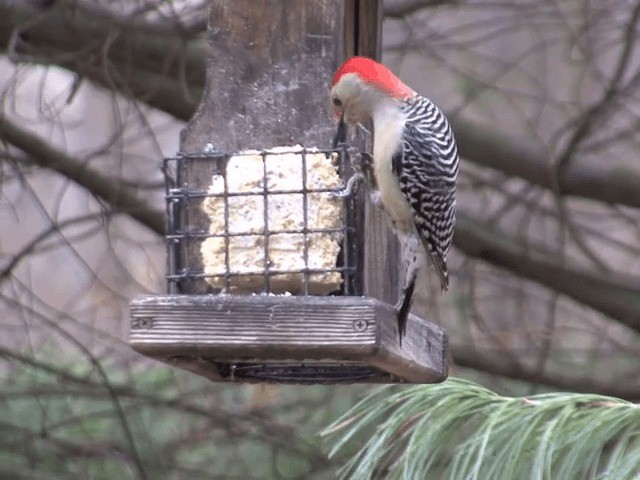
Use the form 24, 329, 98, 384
330, 56, 458, 343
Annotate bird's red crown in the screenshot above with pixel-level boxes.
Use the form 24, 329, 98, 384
332, 57, 414, 99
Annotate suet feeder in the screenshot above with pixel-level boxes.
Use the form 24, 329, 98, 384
129, 0, 448, 384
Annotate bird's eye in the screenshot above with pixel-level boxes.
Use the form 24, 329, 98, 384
333, 97, 342, 107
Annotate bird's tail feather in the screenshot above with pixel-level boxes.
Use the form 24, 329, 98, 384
397, 275, 416, 346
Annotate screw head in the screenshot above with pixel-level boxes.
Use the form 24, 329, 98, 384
138, 317, 153, 329
353, 319, 368, 332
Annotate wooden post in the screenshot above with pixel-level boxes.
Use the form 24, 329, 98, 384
181, 0, 344, 153
343, 0, 401, 305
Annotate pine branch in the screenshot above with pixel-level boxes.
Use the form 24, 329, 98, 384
323, 378, 640, 479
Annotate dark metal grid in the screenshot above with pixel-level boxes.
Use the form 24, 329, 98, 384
211, 362, 386, 384
160, 356, 400, 384
204, 360, 393, 384
162, 147, 363, 296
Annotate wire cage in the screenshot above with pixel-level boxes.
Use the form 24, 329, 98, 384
130, 145, 447, 384
162, 145, 364, 297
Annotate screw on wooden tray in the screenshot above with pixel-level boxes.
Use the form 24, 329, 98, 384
353, 319, 368, 332
137, 317, 153, 329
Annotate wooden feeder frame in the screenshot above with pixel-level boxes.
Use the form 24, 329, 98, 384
130, 295, 447, 384
129, 0, 448, 384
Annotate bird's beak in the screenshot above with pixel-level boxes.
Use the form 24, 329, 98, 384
332, 113, 346, 149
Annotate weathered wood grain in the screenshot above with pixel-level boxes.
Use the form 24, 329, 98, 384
343, 0, 383, 58
130, 295, 447, 383
181, 0, 344, 154
343, 1, 401, 304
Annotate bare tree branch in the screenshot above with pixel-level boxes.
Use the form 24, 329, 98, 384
3, 1, 640, 213
452, 118, 640, 209
0, 0, 206, 120
455, 212, 640, 334
52, 0, 209, 37
0, 213, 107, 281
0, 114, 165, 235
452, 348, 640, 401
554, 0, 640, 172
384, 0, 455, 18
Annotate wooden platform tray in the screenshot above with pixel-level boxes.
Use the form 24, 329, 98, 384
129, 295, 448, 384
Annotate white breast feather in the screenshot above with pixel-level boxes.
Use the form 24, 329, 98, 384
372, 105, 414, 231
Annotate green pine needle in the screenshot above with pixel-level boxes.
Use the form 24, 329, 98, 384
321, 378, 640, 480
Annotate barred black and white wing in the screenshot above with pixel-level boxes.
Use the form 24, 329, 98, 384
394, 95, 458, 291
